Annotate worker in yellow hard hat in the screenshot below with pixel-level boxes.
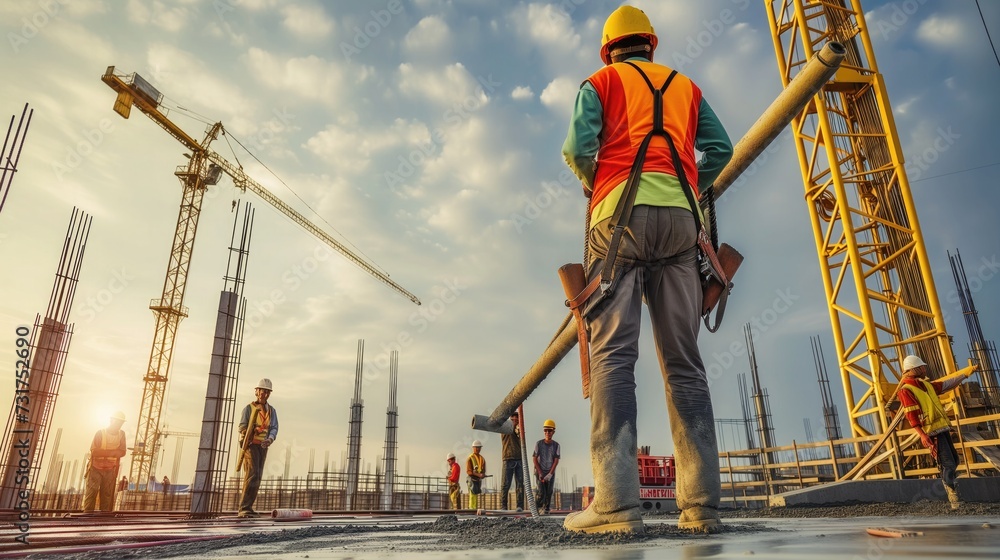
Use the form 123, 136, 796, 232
83, 411, 128, 513
532, 419, 560, 515
237, 378, 278, 518
561, 5, 733, 534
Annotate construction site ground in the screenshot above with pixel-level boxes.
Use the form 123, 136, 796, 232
3, 502, 999, 559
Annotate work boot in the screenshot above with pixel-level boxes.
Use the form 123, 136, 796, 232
238, 510, 260, 518
563, 505, 644, 534
945, 485, 960, 511
678, 506, 721, 533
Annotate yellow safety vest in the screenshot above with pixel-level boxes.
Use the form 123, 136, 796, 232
900, 379, 951, 435
468, 453, 484, 475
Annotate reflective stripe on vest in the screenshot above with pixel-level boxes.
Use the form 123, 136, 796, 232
92, 429, 122, 470
585, 60, 702, 213
469, 453, 484, 474
900, 380, 951, 434
252, 405, 271, 443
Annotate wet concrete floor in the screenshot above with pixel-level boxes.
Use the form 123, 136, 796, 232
201, 516, 1000, 559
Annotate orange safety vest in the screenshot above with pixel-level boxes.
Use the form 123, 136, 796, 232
91, 429, 124, 470
251, 404, 271, 444
585, 60, 702, 213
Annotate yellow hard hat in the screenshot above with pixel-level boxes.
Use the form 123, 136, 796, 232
543, 419, 556, 430
601, 6, 658, 65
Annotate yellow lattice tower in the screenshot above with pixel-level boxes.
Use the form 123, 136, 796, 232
763, 0, 957, 473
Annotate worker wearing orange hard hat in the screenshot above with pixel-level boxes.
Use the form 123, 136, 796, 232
561, 5, 733, 534
83, 411, 128, 513
237, 378, 278, 518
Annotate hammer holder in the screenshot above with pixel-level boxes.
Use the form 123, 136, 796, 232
558, 263, 599, 399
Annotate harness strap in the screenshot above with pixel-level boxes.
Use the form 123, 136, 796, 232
600, 63, 678, 294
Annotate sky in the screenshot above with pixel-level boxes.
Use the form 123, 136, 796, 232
1, 0, 999, 492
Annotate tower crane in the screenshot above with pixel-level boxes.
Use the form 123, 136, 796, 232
764, 0, 990, 477
101, 66, 421, 489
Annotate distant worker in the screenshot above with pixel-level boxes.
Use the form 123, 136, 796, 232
237, 378, 278, 518
500, 411, 525, 511
898, 355, 971, 509
446, 453, 461, 510
162, 475, 170, 494
466, 440, 487, 511
561, 5, 733, 534
533, 419, 561, 515
83, 411, 128, 513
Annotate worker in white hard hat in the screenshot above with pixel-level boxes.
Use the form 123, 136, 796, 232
898, 354, 972, 509
560, 5, 733, 535
533, 419, 561, 515
466, 440, 486, 510
83, 411, 128, 513
237, 378, 278, 517
446, 452, 461, 510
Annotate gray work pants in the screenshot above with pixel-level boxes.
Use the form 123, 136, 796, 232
586, 206, 720, 514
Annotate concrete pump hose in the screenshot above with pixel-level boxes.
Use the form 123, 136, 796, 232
712, 41, 846, 199
272, 508, 313, 520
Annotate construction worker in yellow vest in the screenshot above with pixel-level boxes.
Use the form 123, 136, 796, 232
237, 378, 278, 518
83, 411, 127, 513
466, 440, 486, 510
898, 354, 971, 509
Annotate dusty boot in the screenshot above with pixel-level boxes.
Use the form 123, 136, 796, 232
564, 505, 643, 534
678, 506, 721, 533
945, 485, 960, 511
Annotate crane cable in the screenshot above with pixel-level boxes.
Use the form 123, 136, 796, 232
975, 0, 1000, 71
220, 126, 389, 276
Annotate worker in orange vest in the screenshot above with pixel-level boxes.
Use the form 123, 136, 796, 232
561, 6, 733, 534
237, 378, 278, 518
83, 411, 128, 513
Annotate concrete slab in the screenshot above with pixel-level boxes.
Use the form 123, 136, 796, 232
200, 517, 1000, 559
770, 478, 1000, 507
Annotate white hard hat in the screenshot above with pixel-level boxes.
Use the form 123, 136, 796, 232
902, 355, 926, 372
111, 411, 126, 422
472, 440, 482, 448
256, 378, 273, 391
446, 453, 456, 460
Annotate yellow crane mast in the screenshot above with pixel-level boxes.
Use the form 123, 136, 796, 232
101, 67, 421, 488
764, 0, 957, 475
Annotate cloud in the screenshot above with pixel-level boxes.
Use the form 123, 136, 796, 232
146, 43, 255, 120
304, 116, 430, 174
243, 48, 363, 106
48, 22, 115, 64
511, 86, 535, 100
282, 4, 334, 39
916, 15, 966, 48
404, 15, 451, 53
539, 76, 578, 117
126, 0, 191, 32
398, 62, 489, 109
